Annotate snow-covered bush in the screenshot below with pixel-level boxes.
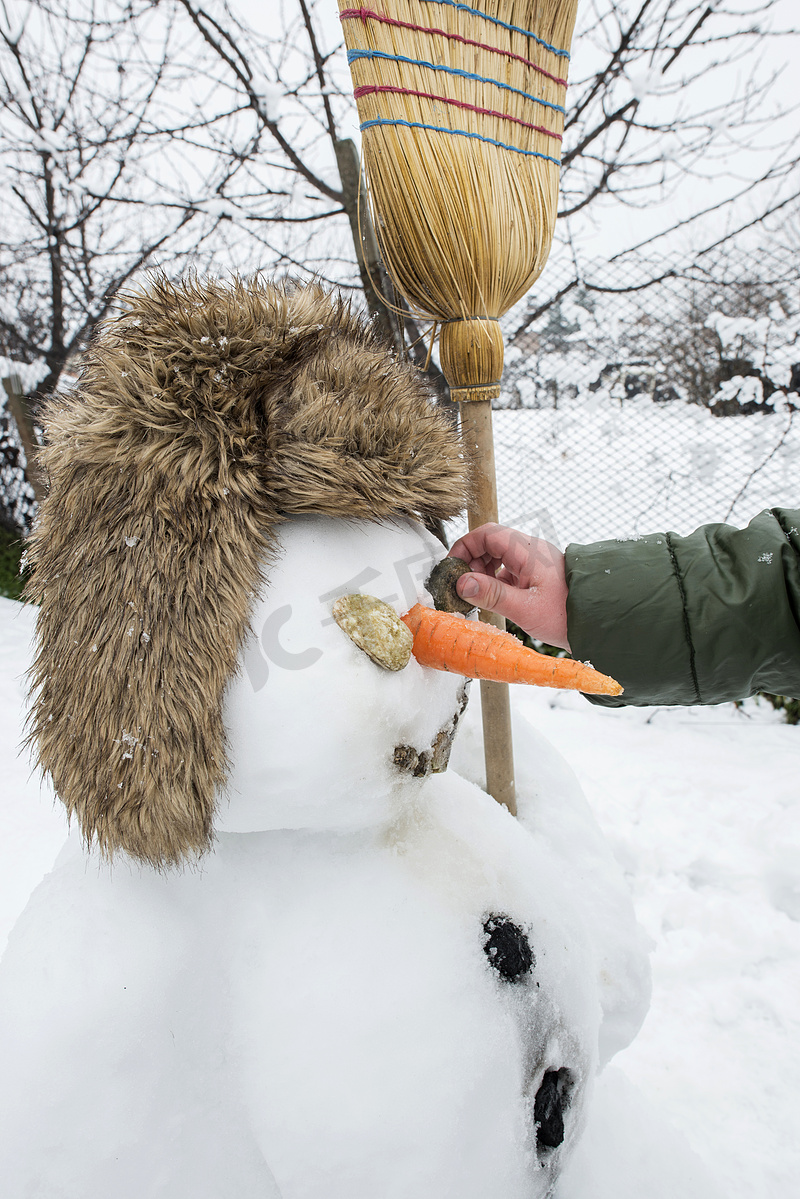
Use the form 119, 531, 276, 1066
500, 249, 800, 416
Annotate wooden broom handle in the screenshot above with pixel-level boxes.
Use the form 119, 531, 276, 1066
459, 398, 517, 816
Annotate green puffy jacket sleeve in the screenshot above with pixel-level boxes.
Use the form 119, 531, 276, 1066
564, 507, 800, 706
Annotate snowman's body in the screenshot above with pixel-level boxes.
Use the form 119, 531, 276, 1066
0, 518, 649, 1199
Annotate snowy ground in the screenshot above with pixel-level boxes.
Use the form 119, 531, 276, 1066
476, 397, 800, 547
1, 595, 798, 1196
510, 686, 800, 1199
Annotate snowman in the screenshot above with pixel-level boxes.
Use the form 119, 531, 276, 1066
0, 279, 650, 1198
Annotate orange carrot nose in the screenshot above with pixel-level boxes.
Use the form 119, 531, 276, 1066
400, 604, 623, 696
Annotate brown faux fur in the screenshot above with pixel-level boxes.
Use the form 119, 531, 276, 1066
25, 276, 469, 867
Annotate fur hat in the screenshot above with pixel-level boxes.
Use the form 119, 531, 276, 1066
25, 277, 469, 867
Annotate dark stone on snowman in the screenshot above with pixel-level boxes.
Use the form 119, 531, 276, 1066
426, 556, 476, 615
482, 914, 535, 982
393, 683, 470, 777
533, 1068, 573, 1151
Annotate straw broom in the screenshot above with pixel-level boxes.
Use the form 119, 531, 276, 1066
339, 0, 580, 815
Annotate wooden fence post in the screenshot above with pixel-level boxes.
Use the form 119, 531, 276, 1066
1, 373, 45, 505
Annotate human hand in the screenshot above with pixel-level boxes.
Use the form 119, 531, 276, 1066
448, 523, 571, 651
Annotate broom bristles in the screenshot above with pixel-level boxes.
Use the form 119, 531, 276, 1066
340, 1, 579, 345
340, 2, 578, 811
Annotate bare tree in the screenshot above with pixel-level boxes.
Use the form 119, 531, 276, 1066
176, 0, 449, 377
516, 0, 800, 331
563, 2, 797, 220
0, 0, 264, 509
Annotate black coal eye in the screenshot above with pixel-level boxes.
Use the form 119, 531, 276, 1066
482, 914, 534, 982
533, 1068, 572, 1151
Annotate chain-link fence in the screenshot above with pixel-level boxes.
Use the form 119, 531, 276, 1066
478, 246, 800, 549
3, 247, 799, 549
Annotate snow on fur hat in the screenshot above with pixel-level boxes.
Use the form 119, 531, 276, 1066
26, 276, 469, 867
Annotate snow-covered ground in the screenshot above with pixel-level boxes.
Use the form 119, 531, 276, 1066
509, 687, 800, 1199
482, 397, 800, 547
0, 594, 797, 1196
0, 599, 67, 955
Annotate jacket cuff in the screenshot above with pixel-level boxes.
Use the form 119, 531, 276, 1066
564, 534, 697, 707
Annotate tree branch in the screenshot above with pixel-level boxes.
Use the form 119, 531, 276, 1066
177, 0, 343, 203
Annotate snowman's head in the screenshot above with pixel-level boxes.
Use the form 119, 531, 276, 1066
26, 276, 471, 866
219, 515, 468, 833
